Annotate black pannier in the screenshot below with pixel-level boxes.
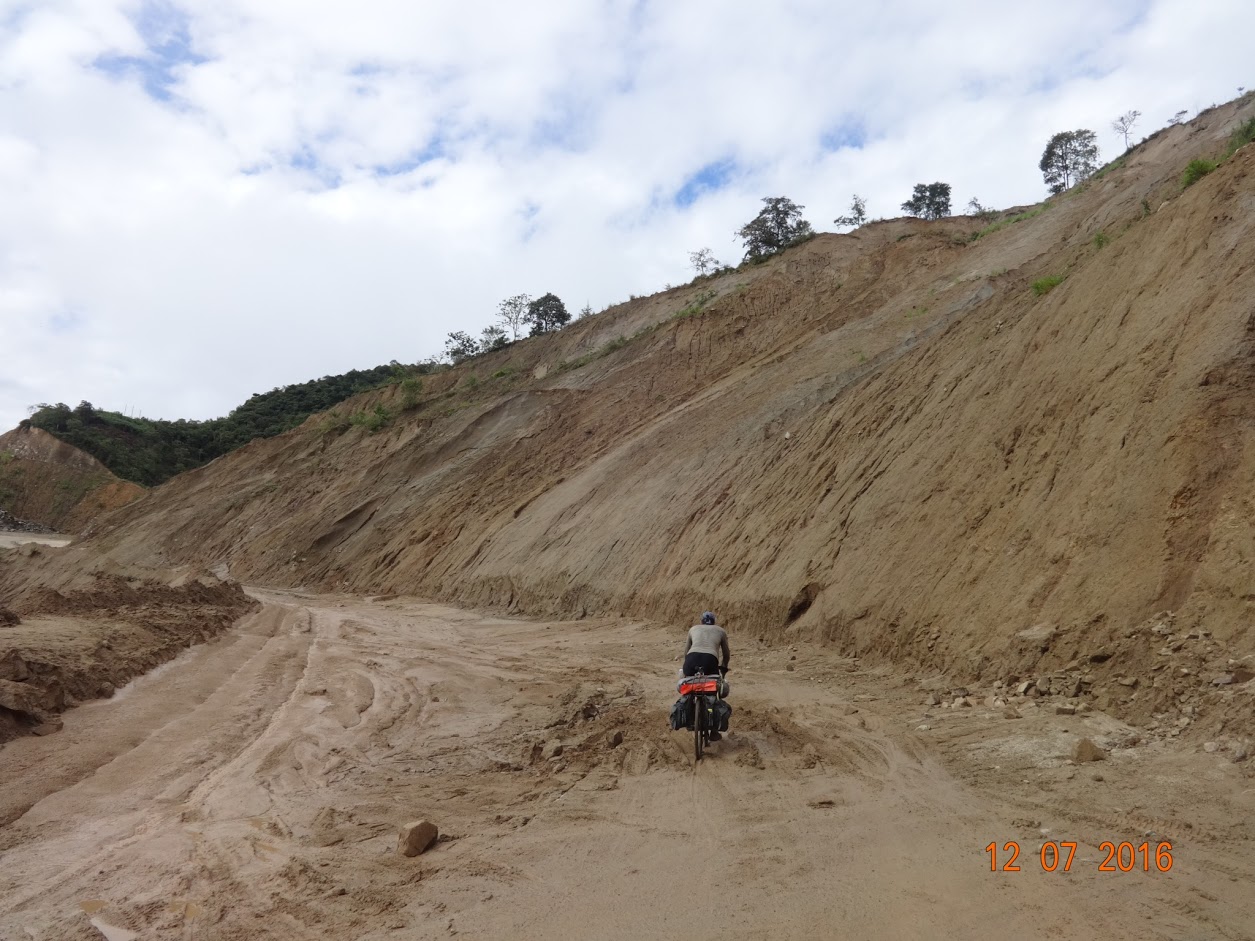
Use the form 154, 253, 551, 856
669, 695, 694, 730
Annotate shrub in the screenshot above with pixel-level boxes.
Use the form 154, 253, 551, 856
1181, 158, 1217, 188
1093, 231, 1110, 249
1031, 275, 1065, 297
399, 377, 423, 410
1227, 116, 1255, 155
350, 403, 393, 433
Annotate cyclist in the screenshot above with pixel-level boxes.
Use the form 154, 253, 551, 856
682, 610, 731, 678
682, 612, 731, 739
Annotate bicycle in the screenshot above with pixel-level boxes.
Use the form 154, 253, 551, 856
677, 668, 728, 761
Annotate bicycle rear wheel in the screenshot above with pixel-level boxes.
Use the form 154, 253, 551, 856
694, 696, 704, 761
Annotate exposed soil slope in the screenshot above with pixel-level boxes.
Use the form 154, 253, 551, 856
34, 99, 1255, 731
0, 594, 1249, 940
0, 426, 144, 533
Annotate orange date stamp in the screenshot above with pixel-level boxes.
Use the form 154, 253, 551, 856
986, 840, 1174, 873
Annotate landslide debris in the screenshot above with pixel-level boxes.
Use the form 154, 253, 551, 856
26, 97, 1255, 733
0, 572, 257, 743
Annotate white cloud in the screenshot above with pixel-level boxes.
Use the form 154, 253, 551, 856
0, 0, 1251, 432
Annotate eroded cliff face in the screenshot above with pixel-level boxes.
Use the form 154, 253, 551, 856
57, 99, 1255, 699
0, 426, 144, 534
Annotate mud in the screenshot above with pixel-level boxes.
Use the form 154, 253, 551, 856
0, 593, 1250, 939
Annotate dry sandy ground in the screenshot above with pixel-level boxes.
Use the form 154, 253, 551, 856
0, 532, 72, 550
0, 593, 1251, 941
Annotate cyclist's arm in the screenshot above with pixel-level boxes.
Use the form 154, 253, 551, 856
720, 632, 730, 668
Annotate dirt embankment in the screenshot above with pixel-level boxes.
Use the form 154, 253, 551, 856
45, 98, 1255, 735
0, 425, 145, 534
0, 567, 257, 743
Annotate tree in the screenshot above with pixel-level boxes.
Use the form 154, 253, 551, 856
901, 182, 951, 220
496, 294, 530, 340
833, 194, 867, 229
736, 197, 813, 262
688, 247, 720, 276
1167, 110, 1187, 126
579, 303, 594, 319
966, 197, 997, 222
1039, 130, 1099, 194
525, 293, 570, 336
479, 325, 508, 352
1111, 110, 1140, 150
444, 330, 478, 364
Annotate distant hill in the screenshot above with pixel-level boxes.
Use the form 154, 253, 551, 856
25, 363, 423, 486
0, 426, 144, 533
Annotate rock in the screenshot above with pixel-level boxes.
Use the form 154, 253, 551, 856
786, 663, 795, 672
0, 607, 19, 627
1035, 677, 1051, 694
1076, 702, 1091, 714
397, 820, 439, 857
916, 724, 931, 731
788, 654, 796, 661
1089, 651, 1112, 663
0, 678, 44, 717
97, 682, 115, 698
607, 730, 624, 748
951, 687, 969, 697
541, 741, 564, 760
1211, 674, 1235, 686
925, 693, 941, 706
31, 717, 64, 736
1003, 708, 1022, 720
1233, 669, 1254, 685
1056, 705, 1076, 716
842, 705, 859, 716
1016, 681, 1033, 696
1233, 746, 1250, 763
1091, 773, 1105, 782
1203, 741, 1220, 754
1116, 677, 1138, 688
1073, 738, 1108, 762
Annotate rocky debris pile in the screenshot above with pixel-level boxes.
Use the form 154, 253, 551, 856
0, 608, 19, 627
0, 509, 52, 534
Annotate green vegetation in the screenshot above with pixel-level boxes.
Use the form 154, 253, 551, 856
1093, 231, 1110, 248
901, 182, 951, 219
1040, 129, 1099, 193
349, 403, 394, 433
398, 377, 423, 410
1031, 275, 1065, 297
736, 196, 814, 263
1181, 158, 1218, 188
1227, 116, 1255, 155
28, 362, 427, 486
675, 290, 717, 320
970, 205, 1047, 241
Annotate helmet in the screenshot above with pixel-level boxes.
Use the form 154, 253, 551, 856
701, 611, 716, 625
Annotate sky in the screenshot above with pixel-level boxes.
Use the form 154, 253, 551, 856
0, 0, 1251, 431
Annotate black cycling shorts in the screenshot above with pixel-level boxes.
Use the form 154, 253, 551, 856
683, 652, 721, 677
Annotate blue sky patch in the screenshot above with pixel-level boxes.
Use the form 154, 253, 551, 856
92, 0, 205, 102
820, 120, 866, 153
673, 158, 737, 207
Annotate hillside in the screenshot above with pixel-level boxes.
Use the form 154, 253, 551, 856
25, 362, 418, 486
0, 426, 144, 534
10, 98, 1255, 728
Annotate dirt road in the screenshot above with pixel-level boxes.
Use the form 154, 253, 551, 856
0, 532, 72, 550
1, 592, 1251, 940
